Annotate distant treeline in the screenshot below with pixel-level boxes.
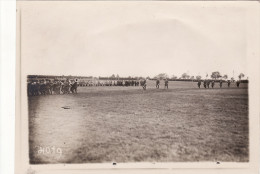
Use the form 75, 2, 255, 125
27, 75, 249, 83
163, 79, 249, 83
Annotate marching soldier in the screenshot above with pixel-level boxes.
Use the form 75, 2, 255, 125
211, 80, 215, 88
219, 80, 223, 88
236, 80, 240, 88
143, 79, 147, 90
156, 79, 160, 89
164, 79, 169, 89
207, 80, 210, 88
197, 80, 201, 88
75, 79, 78, 93
203, 80, 207, 88
227, 80, 231, 87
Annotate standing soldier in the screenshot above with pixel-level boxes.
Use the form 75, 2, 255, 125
220, 80, 223, 88
207, 80, 210, 88
227, 80, 231, 88
143, 79, 147, 90
156, 79, 160, 89
203, 80, 207, 88
59, 80, 64, 94
197, 80, 201, 88
73, 79, 78, 93
69, 79, 73, 92
236, 80, 240, 88
35, 81, 40, 96
211, 80, 215, 88
164, 79, 169, 89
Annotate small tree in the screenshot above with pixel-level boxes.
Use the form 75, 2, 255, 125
211, 71, 222, 80
196, 75, 202, 80
171, 75, 178, 80
181, 73, 190, 79
223, 74, 228, 80
190, 76, 195, 80
154, 73, 168, 80
238, 73, 245, 80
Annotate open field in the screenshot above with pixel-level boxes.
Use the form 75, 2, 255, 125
28, 81, 248, 164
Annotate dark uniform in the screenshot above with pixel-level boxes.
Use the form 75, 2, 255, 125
211, 81, 215, 88
203, 80, 207, 88
156, 79, 160, 89
74, 79, 78, 93
207, 80, 210, 88
164, 79, 169, 89
236, 80, 240, 88
197, 80, 201, 88
220, 80, 223, 88
143, 80, 147, 90
227, 80, 231, 87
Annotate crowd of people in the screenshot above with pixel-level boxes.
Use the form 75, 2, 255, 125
27, 79, 79, 96
147, 79, 242, 90
27, 79, 147, 96
83, 80, 141, 87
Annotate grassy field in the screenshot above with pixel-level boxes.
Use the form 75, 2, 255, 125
28, 81, 248, 164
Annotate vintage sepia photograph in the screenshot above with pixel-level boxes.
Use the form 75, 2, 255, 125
15, 1, 260, 173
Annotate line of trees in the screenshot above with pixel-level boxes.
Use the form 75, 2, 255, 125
152, 72, 246, 81
107, 72, 247, 81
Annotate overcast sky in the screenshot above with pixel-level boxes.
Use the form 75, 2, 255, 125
20, 2, 249, 79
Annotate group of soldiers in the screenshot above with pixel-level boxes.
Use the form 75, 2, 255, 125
101, 80, 140, 87
79, 80, 141, 87
148, 79, 241, 90
155, 79, 169, 89
27, 79, 78, 96
138, 79, 168, 90
137, 79, 167, 90
28, 79, 145, 96
197, 79, 241, 88
28, 78, 243, 95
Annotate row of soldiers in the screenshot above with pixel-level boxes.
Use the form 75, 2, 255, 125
149, 79, 242, 90
107, 80, 140, 87
28, 78, 243, 95
155, 79, 169, 89
138, 79, 168, 90
85, 80, 141, 87
197, 80, 241, 88
28, 79, 78, 96
28, 79, 144, 95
